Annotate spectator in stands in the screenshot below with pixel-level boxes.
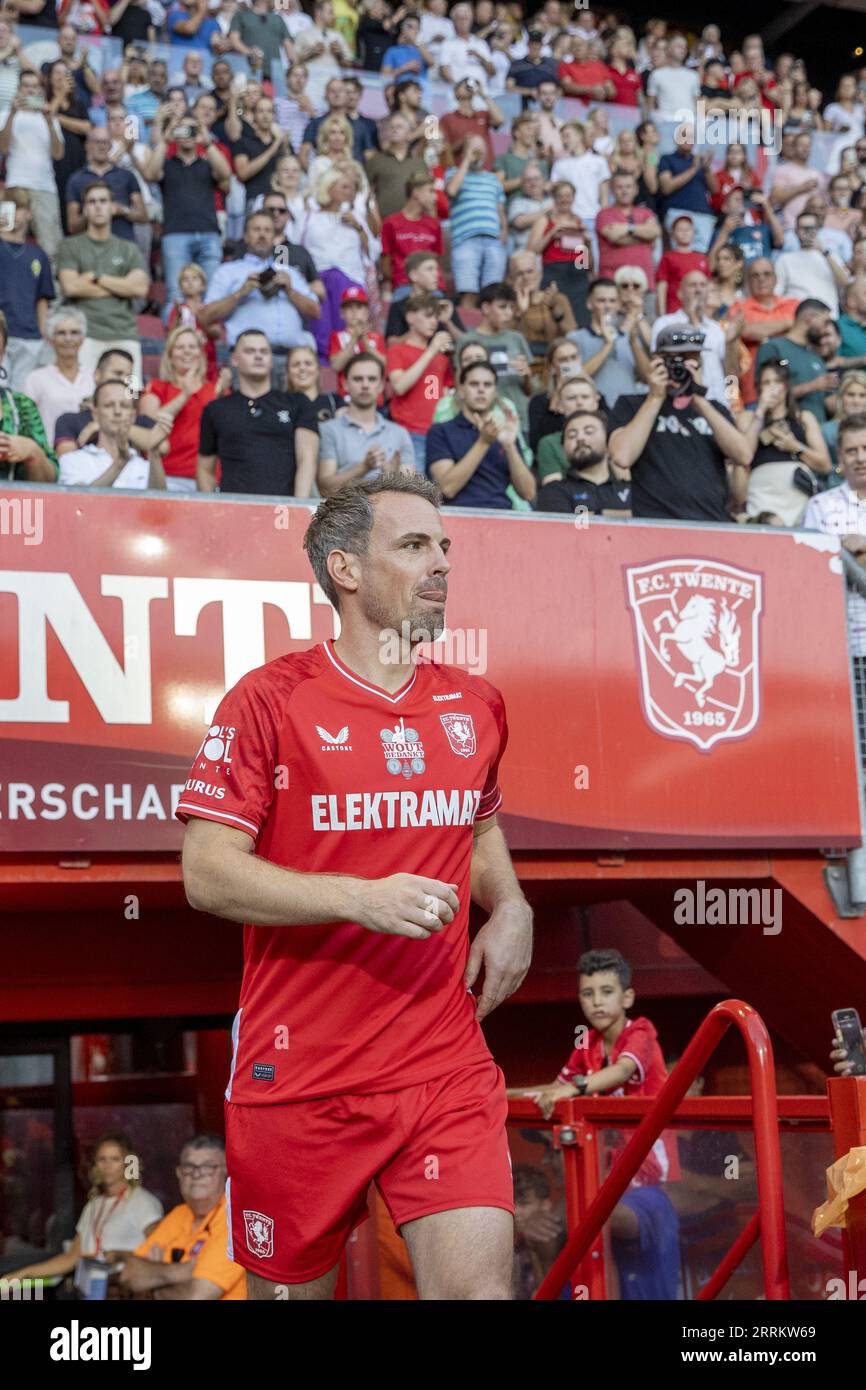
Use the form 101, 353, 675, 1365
328, 285, 386, 393
596, 169, 661, 290
0, 189, 54, 391
426, 358, 535, 508
229, 0, 296, 73
494, 114, 549, 205
57, 377, 165, 488
232, 94, 291, 206
22, 307, 93, 447
384, 250, 461, 340
532, 949, 681, 1301
139, 326, 227, 493
804, 414, 866, 612
535, 409, 631, 515
111, 0, 154, 45
298, 76, 348, 167
417, 0, 455, 73
380, 172, 444, 305
774, 210, 850, 319
445, 134, 507, 307
528, 335, 583, 451
4, 1131, 163, 1287
166, 264, 220, 378
0, 19, 36, 106
177, 51, 211, 107
431, 339, 530, 470
605, 24, 642, 107
293, 0, 352, 90
527, 179, 591, 324
821, 369, 866, 468
381, 12, 429, 84
736, 259, 800, 405
357, 0, 393, 72
507, 163, 550, 253
653, 270, 730, 404
709, 243, 746, 317
147, 112, 230, 316
534, 78, 564, 162
279, 62, 316, 157
508, 250, 576, 351
646, 31, 699, 119
658, 123, 716, 255
126, 57, 168, 137
366, 113, 428, 221
608, 327, 753, 521
66, 126, 147, 243
45, 60, 91, 233
167, 0, 221, 50
55, 347, 155, 457
387, 293, 454, 469
119, 1134, 245, 1300
781, 193, 855, 265
550, 120, 609, 254
839, 278, 866, 363
318, 351, 413, 493
534, 373, 604, 486
571, 277, 650, 410
300, 169, 379, 357
656, 215, 710, 316
306, 112, 356, 191
439, 78, 503, 173
710, 187, 784, 270
0, 71, 65, 264
826, 172, 862, 244
438, 2, 495, 90
197, 328, 318, 495
56, 182, 150, 381
506, 27, 557, 107
770, 131, 828, 231
0, 311, 57, 483
269, 154, 307, 238
736, 359, 831, 524
457, 281, 532, 427
286, 343, 342, 422
342, 73, 379, 158
199, 209, 319, 356
261, 191, 325, 307
556, 35, 611, 101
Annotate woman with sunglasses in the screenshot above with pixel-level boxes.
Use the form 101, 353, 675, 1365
736, 359, 831, 524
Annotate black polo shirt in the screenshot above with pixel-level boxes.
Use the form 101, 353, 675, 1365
161, 154, 220, 235
425, 412, 513, 509
607, 393, 733, 521
535, 469, 632, 514
231, 130, 281, 201
198, 389, 318, 495
65, 165, 141, 242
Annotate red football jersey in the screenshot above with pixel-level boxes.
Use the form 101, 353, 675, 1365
176, 640, 507, 1104
557, 1016, 680, 1185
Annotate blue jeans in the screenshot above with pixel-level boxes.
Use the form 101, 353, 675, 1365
161, 231, 223, 321
451, 235, 508, 294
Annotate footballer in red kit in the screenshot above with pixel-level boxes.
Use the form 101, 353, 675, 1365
178, 473, 533, 1299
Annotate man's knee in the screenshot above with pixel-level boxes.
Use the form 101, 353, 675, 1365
247, 1264, 340, 1301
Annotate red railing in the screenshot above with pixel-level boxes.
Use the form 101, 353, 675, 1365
525, 1000, 790, 1300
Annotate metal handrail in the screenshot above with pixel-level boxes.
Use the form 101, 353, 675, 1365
533, 999, 790, 1300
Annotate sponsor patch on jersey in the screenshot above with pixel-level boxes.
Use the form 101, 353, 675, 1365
243, 1209, 274, 1259
252, 1063, 276, 1081
432, 691, 463, 701
316, 723, 352, 750
439, 713, 476, 757
380, 718, 425, 778
195, 724, 236, 765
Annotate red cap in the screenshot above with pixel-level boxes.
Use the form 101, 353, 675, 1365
341, 287, 369, 305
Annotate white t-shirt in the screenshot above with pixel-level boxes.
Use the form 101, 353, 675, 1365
76, 1186, 164, 1257
647, 65, 700, 119
823, 102, 865, 139
23, 363, 95, 447
417, 11, 455, 65
438, 35, 493, 89
550, 151, 610, 220
773, 248, 841, 317
59, 443, 152, 489
3, 110, 63, 193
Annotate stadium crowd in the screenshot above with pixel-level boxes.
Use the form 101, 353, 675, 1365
2, 1, 866, 536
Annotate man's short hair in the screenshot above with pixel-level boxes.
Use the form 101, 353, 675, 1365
244, 208, 275, 231
589, 277, 618, 294
838, 412, 866, 447
233, 328, 271, 349
794, 298, 830, 318
345, 351, 384, 377
93, 378, 133, 406
406, 169, 434, 198
96, 347, 134, 373
577, 947, 632, 989
405, 250, 439, 275
459, 360, 497, 385
796, 208, 821, 224
82, 181, 113, 202
341, 74, 362, 91
563, 409, 608, 432
405, 292, 440, 316
2, 186, 30, 210
478, 282, 516, 307
180, 1132, 226, 1160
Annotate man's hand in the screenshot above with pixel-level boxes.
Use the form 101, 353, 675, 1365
830, 1027, 866, 1074
533, 1081, 578, 1121
479, 414, 501, 445
118, 1254, 161, 1292
436, 299, 454, 323
0, 433, 36, 464
238, 273, 262, 299
362, 444, 387, 472
431, 329, 452, 354
509, 353, 530, 377
464, 898, 532, 1020
355, 873, 459, 940
647, 356, 669, 400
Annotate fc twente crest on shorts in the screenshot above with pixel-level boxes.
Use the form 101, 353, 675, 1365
625, 559, 763, 752
243, 1209, 274, 1259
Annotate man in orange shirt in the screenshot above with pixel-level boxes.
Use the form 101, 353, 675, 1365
736, 259, 800, 404
557, 36, 614, 101
118, 1134, 247, 1300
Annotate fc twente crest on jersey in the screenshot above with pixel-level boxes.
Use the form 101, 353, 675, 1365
439, 713, 477, 757
625, 559, 763, 752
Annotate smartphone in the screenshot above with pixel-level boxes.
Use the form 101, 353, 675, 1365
24, 94, 44, 109
0, 201, 15, 233
258, 267, 277, 288
832, 1007, 866, 1075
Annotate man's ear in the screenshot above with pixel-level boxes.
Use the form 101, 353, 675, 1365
622, 986, 636, 1011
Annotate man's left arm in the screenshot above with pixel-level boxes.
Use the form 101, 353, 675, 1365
691, 393, 754, 467
466, 815, 533, 1020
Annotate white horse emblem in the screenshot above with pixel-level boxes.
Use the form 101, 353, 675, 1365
653, 594, 740, 708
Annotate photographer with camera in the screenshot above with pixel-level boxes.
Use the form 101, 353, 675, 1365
146, 111, 231, 318
608, 325, 754, 521
386, 291, 454, 471
652, 270, 731, 404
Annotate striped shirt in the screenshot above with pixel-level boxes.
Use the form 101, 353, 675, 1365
446, 169, 504, 245
803, 482, 866, 655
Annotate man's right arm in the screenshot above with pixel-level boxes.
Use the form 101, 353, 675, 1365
182, 817, 458, 940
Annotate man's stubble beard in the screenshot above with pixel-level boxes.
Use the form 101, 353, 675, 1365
361, 576, 447, 649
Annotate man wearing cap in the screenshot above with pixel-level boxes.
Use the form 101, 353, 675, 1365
328, 287, 386, 397
506, 31, 558, 109
608, 326, 754, 521
652, 271, 730, 404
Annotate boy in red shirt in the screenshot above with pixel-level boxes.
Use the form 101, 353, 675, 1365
380, 174, 445, 304
656, 216, 710, 315
386, 292, 454, 472
328, 288, 386, 399
534, 948, 681, 1300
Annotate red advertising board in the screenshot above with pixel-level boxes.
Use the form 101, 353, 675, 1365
0, 489, 860, 851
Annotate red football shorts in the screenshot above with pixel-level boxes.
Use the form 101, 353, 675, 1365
225, 1058, 514, 1284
